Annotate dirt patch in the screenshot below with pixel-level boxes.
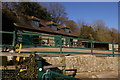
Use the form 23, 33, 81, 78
75, 71, 118, 79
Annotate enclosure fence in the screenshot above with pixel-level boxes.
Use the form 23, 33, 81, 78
0, 31, 119, 56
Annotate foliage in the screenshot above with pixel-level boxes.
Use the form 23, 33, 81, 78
12, 2, 52, 21
92, 20, 119, 42
79, 25, 95, 40
65, 20, 79, 34
109, 28, 119, 43
2, 54, 38, 79
2, 2, 119, 43
78, 19, 119, 43
2, 3, 17, 31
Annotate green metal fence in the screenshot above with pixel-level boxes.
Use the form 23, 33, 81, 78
1, 31, 120, 80
0, 31, 119, 56
37, 54, 80, 80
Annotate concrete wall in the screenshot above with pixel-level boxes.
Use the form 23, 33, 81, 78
43, 55, 118, 73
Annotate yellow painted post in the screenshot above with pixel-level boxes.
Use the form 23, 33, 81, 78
16, 43, 22, 61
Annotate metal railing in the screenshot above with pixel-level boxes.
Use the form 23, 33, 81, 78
2, 53, 79, 80
0, 31, 119, 56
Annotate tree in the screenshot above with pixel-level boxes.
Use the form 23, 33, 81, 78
65, 20, 79, 34
79, 25, 95, 40
46, 3, 67, 24
77, 19, 86, 28
110, 28, 119, 43
2, 2, 17, 31
2, 3, 18, 45
12, 2, 52, 21
92, 20, 105, 28
92, 20, 119, 42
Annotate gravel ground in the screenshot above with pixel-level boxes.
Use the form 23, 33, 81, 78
75, 71, 118, 79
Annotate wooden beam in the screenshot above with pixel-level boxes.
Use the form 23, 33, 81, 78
0, 64, 66, 70
0, 52, 70, 57
0, 53, 29, 57
0, 66, 20, 70
43, 64, 66, 69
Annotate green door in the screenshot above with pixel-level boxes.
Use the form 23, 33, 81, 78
65, 38, 70, 47
22, 35, 33, 46
70, 39, 73, 47
54, 36, 61, 47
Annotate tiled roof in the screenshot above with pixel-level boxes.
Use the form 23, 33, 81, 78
58, 25, 70, 29
14, 16, 78, 37
28, 16, 40, 21
46, 21, 58, 25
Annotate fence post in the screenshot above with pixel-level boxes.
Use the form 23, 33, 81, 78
112, 43, 114, 57
12, 30, 16, 47
91, 40, 93, 55
60, 36, 62, 54
37, 59, 44, 79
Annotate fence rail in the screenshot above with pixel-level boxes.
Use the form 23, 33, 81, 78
0, 31, 119, 56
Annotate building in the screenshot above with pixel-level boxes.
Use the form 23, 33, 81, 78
2, 15, 118, 52
12, 16, 79, 48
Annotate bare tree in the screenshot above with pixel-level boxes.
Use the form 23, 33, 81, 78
91, 20, 118, 42
92, 20, 105, 28
77, 19, 87, 28
110, 28, 119, 43
65, 20, 79, 34
46, 3, 67, 24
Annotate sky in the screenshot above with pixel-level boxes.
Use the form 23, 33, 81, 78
59, 2, 118, 30
4, 1, 118, 30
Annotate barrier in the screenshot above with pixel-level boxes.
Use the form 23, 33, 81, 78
0, 31, 119, 56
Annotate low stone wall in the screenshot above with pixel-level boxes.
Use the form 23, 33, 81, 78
43, 55, 118, 73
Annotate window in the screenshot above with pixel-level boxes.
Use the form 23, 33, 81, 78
51, 25, 57, 31
32, 35, 40, 45
31, 20, 39, 27
65, 28, 70, 33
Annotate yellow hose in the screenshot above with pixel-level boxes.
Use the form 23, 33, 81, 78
20, 69, 27, 72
